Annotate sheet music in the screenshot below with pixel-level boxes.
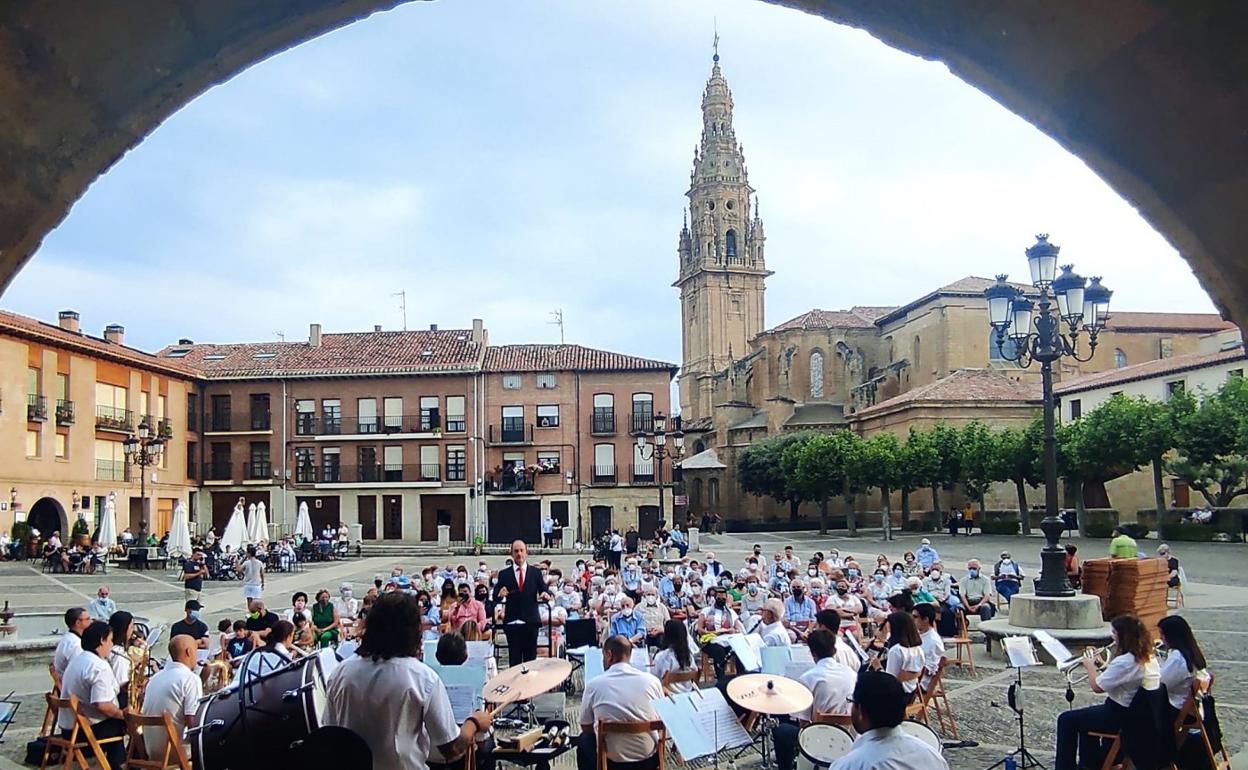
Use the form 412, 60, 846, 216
316, 647, 340, 680
652, 687, 753, 760
1032, 629, 1076, 667
1003, 636, 1040, 668
789, 645, 813, 664
466, 641, 494, 663
725, 633, 764, 672
585, 647, 605, 681
783, 660, 810, 681
631, 647, 650, 671
760, 646, 790, 675
446, 683, 479, 723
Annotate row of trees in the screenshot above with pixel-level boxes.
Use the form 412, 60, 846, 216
735, 375, 1248, 535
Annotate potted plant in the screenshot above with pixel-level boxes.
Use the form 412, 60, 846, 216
9, 520, 30, 559
72, 516, 91, 547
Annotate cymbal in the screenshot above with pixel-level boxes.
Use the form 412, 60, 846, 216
485, 658, 572, 703
726, 673, 814, 715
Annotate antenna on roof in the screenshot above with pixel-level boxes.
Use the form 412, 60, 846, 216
274, 331, 285, 342
392, 291, 407, 331
548, 309, 565, 344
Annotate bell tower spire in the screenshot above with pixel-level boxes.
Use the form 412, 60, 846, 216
675, 44, 772, 423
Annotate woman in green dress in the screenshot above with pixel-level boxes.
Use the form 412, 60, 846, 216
311, 588, 340, 647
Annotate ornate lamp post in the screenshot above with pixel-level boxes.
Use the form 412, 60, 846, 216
123, 419, 165, 532
985, 234, 1113, 597
635, 413, 685, 527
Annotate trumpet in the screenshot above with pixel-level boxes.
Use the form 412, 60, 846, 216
1153, 639, 1170, 661
1061, 643, 1114, 685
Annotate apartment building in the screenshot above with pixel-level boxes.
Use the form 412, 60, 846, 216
0, 310, 199, 539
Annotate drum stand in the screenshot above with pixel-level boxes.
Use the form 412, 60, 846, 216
985, 667, 1046, 770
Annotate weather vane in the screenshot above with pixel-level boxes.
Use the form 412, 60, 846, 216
713, 19, 720, 62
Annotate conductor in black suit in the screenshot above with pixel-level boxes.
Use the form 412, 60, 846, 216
494, 539, 542, 666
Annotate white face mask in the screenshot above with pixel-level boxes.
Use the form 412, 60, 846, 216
748, 584, 759, 594
930, 571, 942, 580
622, 607, 634, 617
606, 587, 617, 596
645, 595, 657, 606
563, 585, 573, 593
808, 568, 818, 576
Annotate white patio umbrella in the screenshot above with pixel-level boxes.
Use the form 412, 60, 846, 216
295, 501, 314, 540
97, 492, 117, 548
168, 501, 193, 559
253, 501, 270, 544
221, 502, 246, 552
245, 503, 257, 545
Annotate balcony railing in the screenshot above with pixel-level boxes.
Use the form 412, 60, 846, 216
27, 394, 47, 422
631, 464, 657, 485
250, 412, 272, 431
158, 417, 173, 439
95, 459, 127, 482
293, 414, 462, 436
96, 405, 133, 432
295, 465, 318, 484
487, 474, 535, 493
202, 461, 233, 481
489, 423, 533, 445
591, 411, 616, 435
55, 399, 75, 426
244, 460, 272, 480
630, 411, 655, 434
208, 412, 232, 432
295, 463, 445, 484
591, 464, 617, 484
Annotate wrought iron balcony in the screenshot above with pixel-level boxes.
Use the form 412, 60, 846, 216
55, 399, 75, 426
244, 460, 272, 480
208, 411, 233, 432
202, 461, 233, 481
96, 405, 133, 432
591, 411, 616, 435
631, 464, 657, 485
488, 423, 533, 445
27, 394, 47, 422
591, 464, 617, 485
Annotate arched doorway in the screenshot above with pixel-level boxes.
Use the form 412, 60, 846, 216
28, 497, 67, 539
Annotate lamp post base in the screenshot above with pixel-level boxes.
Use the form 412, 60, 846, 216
1035, 514, 1074, 597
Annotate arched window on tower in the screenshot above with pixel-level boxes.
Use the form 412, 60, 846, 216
1114, 348, 1128, 369
708, 478, 720, 507
725, 229, 737, 258
690, 478, 703, 509
809, 350, 825, 399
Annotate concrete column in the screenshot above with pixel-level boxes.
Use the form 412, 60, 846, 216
561, 526, 574, 551
437, 524, 450, 548
688, 527, 700, 552
349, 523, 362, 544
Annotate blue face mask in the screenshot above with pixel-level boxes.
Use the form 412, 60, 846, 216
190, 610, 201, 621
892, 569, 903, 578
968, 569, 980, 578
847, 569, 859, 577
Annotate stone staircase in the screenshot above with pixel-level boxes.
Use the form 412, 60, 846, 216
358, 543, 453, 559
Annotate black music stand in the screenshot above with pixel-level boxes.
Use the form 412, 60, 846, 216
986, 637, 1046, 770
0, 691, 18, 744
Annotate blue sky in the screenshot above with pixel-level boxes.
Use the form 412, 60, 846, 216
5, 0, 1216, 363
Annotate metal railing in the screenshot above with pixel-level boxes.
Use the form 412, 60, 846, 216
631, 464, 657, 485
296, 463, 446, 484
208, 411, 232, 432
630, 410, 654, 434
293, 414, 460, 436
96, 405, 133, 432
27, 394, 47, 422
489, 423, 533, 444
591, 411, 616, 435
55, 399, 74, 426
250, 412, 272, 431
202, 461, 233, 481
591, 464, 617, 484
487, 475, 536, 493
244, 460, 272, 480
95, 459, 127, 482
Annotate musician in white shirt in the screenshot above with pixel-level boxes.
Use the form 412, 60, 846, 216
912, 604, 946, 692
578, 635, 665, 770
774, 629, 860, 770
59, 621, 127, 769
651, 619, 699, 694
1055, 616, 1161, 770
872, 611, 924, 702
105, 611, 134, 708
53, 607, 91, 677
829, 671, 948, 770
1156, 615, 1210, 716
141, 635, 203, 761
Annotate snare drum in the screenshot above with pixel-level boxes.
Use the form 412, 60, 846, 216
191, 652, 326, 770
899, 720, 943, 754
797, 723, 854, 770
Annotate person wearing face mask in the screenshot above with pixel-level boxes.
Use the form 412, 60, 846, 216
741, 578, 768, 616
556, 580, 583, 615
536, 590, 568, 655
447, 582, 487, 633
889, 563, 909, 592
171, 599, 210, 649
961, 560, 996, 620
915, 539, 940, 571
784, 580, 818, 640
697, 587, 744, 680
994, 550, 1024, 606
921, 564, 960, 636
88, 585, 117, 621
825, 549, 845, 572
662, 575, 689, 620
687, 581, 707, 613
807, 577, 830, 611
902, 552, 923, 578
826, 579, 864, 634
705, 552, 723, 578
622, 559, 643, 600
844, 562, 865, 593
609, 596, 646, 646
637, 588, 670, 648
867, 570, 894, 618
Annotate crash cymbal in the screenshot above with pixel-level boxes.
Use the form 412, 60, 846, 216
726, 673, 814, 715
485, 658, 572, 703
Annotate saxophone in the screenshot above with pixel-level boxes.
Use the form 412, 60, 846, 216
127, 643, 152, 709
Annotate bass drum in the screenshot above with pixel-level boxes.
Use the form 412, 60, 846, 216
192, 653, 326, 770
797, 724, 854, 770
899, 719, 943, 754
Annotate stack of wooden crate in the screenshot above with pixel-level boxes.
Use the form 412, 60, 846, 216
1081, 557, 1168, 627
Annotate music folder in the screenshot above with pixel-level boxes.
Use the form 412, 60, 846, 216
652, 687, 752, 760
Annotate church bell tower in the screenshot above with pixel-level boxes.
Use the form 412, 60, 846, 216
675, 48, 772, 422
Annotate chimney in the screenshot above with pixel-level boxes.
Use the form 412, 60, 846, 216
177, 338, 194, 345
58, 310, 80, 333
471, 318, 484, 344
429, 323, 438, 332
374, 325, 382, 332
103, 324, 124, 345
309, 323, 322, 347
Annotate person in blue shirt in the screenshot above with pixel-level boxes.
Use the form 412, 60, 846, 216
608, 597, 646, 645
783, 580, 818, 639
915, 539, 940, 571
621, 559, 643, 598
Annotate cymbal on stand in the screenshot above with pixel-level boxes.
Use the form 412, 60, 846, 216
726, 673, 814, 715
485, 658, 573, 703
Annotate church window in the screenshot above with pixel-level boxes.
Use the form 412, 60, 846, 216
913, 335, 921, 371
708, 478, 720, 507
809, 351, 825, 399
690, 478, 703, 508
1114, 348, 1128, 368
726, 200, 734, 210
725, 229, 737, 257
707, 200, 715, 211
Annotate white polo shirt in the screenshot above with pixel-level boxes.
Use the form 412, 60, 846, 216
141, 661, 202, 759
59, 651, 118, 730
324, 655, 458, 770
759, 621, 790, 647
53, 631, 82, 677
885, 645, 926, 695
1098, 653, 1161, 707
107, 645, 132, 694
830, 726, 949, 770
919, 628, 945, 690
797, 657, 857, 721
579, 662, 664, 762
651, 649, 698, 693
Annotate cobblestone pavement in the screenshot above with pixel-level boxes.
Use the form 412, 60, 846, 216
0, 530, 1243, 770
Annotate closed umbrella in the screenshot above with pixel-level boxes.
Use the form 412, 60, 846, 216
254, 501, 270, 544
295, 501, 315, 540
222, 501, 246, 552
97, 492, 118, 549
245, 503, 257, 545
168, 501, 192, 559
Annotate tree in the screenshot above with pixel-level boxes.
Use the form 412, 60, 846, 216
1168, 378, 1248, 506
896, 428, 939, 529
855, 432, 901, 541
996, 420, 1042, 534
927, 423, 963, 523
957, 421, 999, 511
737, 432, 812, 520
1136, 396, 1185, 514
785, 430, 855, 535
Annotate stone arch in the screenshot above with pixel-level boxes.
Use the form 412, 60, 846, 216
28, 496, 67, 539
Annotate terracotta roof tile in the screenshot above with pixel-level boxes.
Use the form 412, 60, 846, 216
852, 368, 1040, 418
849, 306, 898, 322
1104, 312, 1235, 333
158, 330, 484, 378
483, 344, 676, 374
0, 309, 197, 378
1055, 345, 1246, 395
766, 308, 878, 333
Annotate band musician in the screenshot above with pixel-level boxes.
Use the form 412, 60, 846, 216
494, 540, 543, 666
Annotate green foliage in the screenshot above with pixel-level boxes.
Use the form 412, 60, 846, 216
856, 433, 901, 494
1168, 377, 1248, 507
957, 421, 999, 505
897, 428, 940, 495
997, 420, 1043, 490
1158, 520, 1239, 542
10, 520, 31, 544
785, 431, 855, 506
72, 517, 90, 537
927, 423, 962, 492
737, 432, 813, 512
978, 519, 1020, 535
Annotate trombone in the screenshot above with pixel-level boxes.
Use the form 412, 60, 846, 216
1061, 643, 1114, 685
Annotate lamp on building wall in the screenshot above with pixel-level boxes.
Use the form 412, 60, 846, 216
985, 235, 1113, 597
635, 413, 685, 528
123, 419, 165, 531
71, 490, 81, 520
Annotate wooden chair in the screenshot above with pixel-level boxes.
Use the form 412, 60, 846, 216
1166, 568, 1187, 609
123, 712, 191, 770
660, 669, 701, 695
947, 612, 977, 676
596, 720, 667, 770
41, 664, 63, 738
811, 711, 854, 730
41, 694, 125, 770
1173, 676, 1230, 770
1085, 731, 1124, 770
906, 659, 958, 739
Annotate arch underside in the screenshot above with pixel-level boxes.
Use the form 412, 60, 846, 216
2, 1, 1246, 325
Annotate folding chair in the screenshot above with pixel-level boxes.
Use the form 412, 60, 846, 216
947, 612, 977, 676
1173, 676, 1230, 770
1167, 567, 1187, 609
811, 712, 854, 730
660, 669, 700, 695
41, 694, 125, 770
596, 719, 667, 770
906, 659, 958, 739
41, 664, 62, 738
123, 712, 191, 770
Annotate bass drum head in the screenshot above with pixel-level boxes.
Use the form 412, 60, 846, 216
899, 720, 942, 753
797, 724, 854, 770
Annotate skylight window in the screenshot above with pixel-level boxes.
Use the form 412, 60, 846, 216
253, 352, 277, 359
204, 353, 226, 361
166, 349, 190, 358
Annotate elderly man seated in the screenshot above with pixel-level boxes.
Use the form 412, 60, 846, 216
637, 587, 670, 648
577, 635, 664, 770
961, 560, 996, 620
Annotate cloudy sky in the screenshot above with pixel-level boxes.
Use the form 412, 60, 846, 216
4, 0, 1217, 363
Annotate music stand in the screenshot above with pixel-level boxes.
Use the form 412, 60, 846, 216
986, 636, 1046, 770
0, 691, 18, 744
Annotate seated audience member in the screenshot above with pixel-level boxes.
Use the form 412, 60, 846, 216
994, 551, 1024, 605
774, 629, 859, 770
284, 591, 312, 624
906, 577, 935, 605
141, 634, 203, 760
758, 599, 791, 647
1157, 544, 1180, 588
1108, 526, 1139, 559
1065, 544, 1082, 589
311, 588, 341, 647
697, 587, 744, 680
577, 635, 665, 770
87, 586, 117, 621
652, 619, 698, 693
912, 604, 946, 692
244, 599, 280, 642
292, 614, 315, 651
921, 564, 959, 637
170, 600, 210, 649
637, 587, 671, 649
536, 590, 568, 655
961, 560, 996, 620
234, 619, 296, 685
59, 620, 127, 770
831, 671, 949, 770
826, 579, 863, 634
609, 596, 647, 646
783, 580, 818, 639
225, 621, 254, 659
216, 619, 233, 655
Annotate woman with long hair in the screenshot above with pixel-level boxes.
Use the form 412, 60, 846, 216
106, 611, 134, 708
652, 619, 698, 693
1157, 615, 1209, 716
873, 610, 924, 703
1055, 615, 1161, 770
234, 619, 297, 686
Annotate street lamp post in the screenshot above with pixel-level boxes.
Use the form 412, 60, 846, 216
985, 234, 1112, 598
635, 413, 685, 528
123, 419, 165, 533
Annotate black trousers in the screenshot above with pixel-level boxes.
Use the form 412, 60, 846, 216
65, 717, 126, 770
1056, 700, 1125, 770
504, 622, 538, 666
576, 730, 660, 770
